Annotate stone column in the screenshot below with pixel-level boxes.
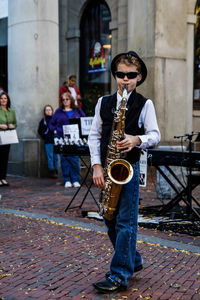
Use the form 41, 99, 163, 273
127, 0, 155, 98
8, 0, 59, 176
117, 0, 127, 53
110, 19, 118, 93
154, 0, 188, 141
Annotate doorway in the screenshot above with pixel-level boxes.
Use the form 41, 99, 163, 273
80, 0, 111, 115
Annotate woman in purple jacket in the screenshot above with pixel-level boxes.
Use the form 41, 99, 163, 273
49, 92, 85, 188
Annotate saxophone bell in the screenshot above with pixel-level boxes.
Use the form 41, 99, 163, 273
107, 159, 133, 185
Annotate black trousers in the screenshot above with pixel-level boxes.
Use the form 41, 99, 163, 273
0, 144, 10, 180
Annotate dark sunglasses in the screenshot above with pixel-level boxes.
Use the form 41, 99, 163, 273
115, 71, 140, 79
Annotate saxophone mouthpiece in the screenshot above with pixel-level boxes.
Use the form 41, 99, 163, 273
122, 85, 127, 98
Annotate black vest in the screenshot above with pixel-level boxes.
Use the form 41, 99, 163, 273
100, 89, 147, 166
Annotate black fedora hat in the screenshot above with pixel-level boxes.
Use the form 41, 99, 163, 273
111, 51, 147, 86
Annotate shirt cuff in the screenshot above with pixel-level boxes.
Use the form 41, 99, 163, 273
137, 135, 148, 149
91, 155, 102, 167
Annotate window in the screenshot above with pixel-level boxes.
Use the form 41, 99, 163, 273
194, 0, 200, 110
80, 0, 111, 116
0, 46, 7, 92
0, 17, 8, 92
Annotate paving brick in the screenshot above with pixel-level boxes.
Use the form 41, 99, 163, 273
0, 175, 199, 299
192, 294, 200, 300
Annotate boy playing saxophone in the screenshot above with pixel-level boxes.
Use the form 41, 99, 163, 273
88, 51, 160, 293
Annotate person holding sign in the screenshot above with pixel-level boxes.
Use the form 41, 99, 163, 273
50, 92, 85, 188
0, 92, 17, 187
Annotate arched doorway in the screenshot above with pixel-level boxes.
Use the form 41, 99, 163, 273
80, 0, 111, 115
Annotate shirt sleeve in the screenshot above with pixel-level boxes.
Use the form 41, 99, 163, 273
137, 99, 161, 149
7, 109, 17, 129
78, 108, 86, 117
49, 111, 58, 133
38, 119, 47, 138
12, 110, 17, 129
88, 97, 103, 166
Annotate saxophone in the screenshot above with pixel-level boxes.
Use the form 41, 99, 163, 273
99, 85, 134, 220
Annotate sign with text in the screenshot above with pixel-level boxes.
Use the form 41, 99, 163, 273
63, 124, 79, 142
80, 117, 94, 136
139, 150, 147, 187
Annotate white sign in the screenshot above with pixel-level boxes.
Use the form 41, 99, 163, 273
80, 117, 94, 136
62, 124, 79, 142
139, 150, 147, 187
0, 129, 19, 145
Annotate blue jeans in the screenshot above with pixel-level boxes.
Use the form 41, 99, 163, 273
60, 154, 80, 183
104, 162, 141, 287
45, 144, 58, 170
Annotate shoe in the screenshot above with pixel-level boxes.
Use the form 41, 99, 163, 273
134, 264, 143, 272
1, 179, 9, 186
64, 181, 72, 188
73, 182, 80, 188
0, 181, 3, 187
49, 170, 58, 179
93, 279, 127, 293
105, 264, 143, 279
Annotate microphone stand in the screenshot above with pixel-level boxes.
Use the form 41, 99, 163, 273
174, 131, 200, 218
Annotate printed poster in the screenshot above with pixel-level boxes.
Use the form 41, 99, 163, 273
62, 124, 79, 142
80, 117, 94, 136
139, 150, 147, 187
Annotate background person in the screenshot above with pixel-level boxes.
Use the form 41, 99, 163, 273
0, 92, 17, 186
88, 51, 160, 293
0, 84, 4, 95
38, 105, 58, 179
59, 74, 82, 108
50, 92, 85, 188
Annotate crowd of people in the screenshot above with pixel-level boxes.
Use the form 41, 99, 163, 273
38, 75, 85, 187
0, 74, 85, 188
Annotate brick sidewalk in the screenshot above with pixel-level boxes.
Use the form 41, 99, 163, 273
0, 176, 199, 299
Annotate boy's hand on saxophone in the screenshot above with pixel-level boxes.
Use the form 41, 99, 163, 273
117, 134, 141, 152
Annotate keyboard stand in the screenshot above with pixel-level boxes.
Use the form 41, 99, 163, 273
157, 166, 200, 219
65, 156, 99, 212
156, 134, 200, 220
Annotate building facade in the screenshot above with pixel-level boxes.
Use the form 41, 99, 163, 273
0, 0, 199, 176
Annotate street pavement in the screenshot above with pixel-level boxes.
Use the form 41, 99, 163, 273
0, 175, 199, 300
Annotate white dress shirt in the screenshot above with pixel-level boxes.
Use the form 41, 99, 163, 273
88, 91, 161, 166
68, 87, 78, 105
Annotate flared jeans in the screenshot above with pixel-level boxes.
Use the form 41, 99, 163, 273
60, 154, 80, 183
45, 144, 58, 171
104, 161, 142, 287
